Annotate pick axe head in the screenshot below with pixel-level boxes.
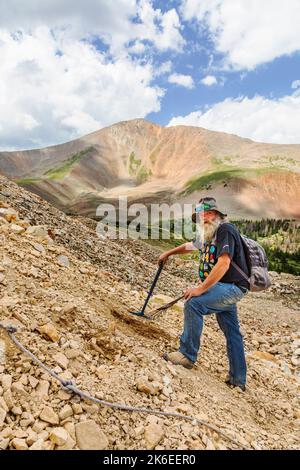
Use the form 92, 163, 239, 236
129, 261, 164, 320
129, 309, 153, 320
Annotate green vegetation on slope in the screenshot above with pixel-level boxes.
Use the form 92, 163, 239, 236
263, 155, 298, 167
137, 165, 152, 184
181, 151, 296, 196
181, 166, 286, 195
17, 176, 43, 185
128, 151, 152, 183
128, 151, 141, 176
182, 169, 242, 194
43, 147, 94, 180
17, 147, 94, 186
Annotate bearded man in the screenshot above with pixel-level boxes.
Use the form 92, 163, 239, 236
158, 197, 250, 391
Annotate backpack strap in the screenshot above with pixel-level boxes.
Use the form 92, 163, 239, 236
214, 223, 250, 282
230, 260, 250, 282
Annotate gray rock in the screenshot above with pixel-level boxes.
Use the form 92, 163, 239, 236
57, 255, 70, 267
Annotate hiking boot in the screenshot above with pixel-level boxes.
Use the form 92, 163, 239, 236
225, 379, 246, 392
163, 351, 194, 369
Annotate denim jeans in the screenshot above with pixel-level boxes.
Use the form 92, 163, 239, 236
179, 282, 247, 387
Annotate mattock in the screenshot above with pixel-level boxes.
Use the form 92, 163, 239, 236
129, 261, 164, 320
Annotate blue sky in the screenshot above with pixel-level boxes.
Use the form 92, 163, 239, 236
150, 51, 300, 124
0, 0, 300, 150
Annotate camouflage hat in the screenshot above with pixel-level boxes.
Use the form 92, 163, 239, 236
192, 197, 227, 223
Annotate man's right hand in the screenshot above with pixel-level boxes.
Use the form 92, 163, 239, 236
157, 242, 193, 266
158, 252, 170, 266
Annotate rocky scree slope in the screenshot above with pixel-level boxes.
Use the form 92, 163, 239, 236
0, 176, 299, 450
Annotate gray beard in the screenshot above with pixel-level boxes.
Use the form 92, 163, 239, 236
196, 217, 222, 247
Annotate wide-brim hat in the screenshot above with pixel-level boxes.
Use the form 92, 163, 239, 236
192, 197, 227, 223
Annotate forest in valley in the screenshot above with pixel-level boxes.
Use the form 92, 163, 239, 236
145, 218, 300, 276
233, 219, 300, 275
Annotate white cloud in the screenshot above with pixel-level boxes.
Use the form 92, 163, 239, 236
291, 80, 300, 89
201, 75, 217, 86
0, 1, 186, 149
127, 41, 146, 55
168, 91, 300, 144
0, 0, 184, 56
155, 61, 172, 76
181, 0, 300, 70
0, 27, 164, 150
168, 73, 194, 89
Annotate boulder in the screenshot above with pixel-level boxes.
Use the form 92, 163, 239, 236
11, 382, 28, 396
251, 351, 277, 363
0, 207, 18, 222
144, 422, 165, 450
57, 255, 70, 268
38, 323, 60, 343
59, 404, 73, 420
26, 225, 49, 242
56, 435, 76, 450
0, 438, 9, 450
75, 420, 108, 450
49, 427, 69, 446
136, 377, 162, 396
30, 242, 45, 253
39, 406, 59, 425
10, 224, 25, 234
53, 352, 69, 370
3, 390, 13, 409
11, 438, 28, 450
29, 439, 44, 450
0, 408, 6, 426
1, 374, 12, 392
35, 380, 50, 400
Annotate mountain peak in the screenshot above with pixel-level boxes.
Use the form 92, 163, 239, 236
0, 120, 299, 219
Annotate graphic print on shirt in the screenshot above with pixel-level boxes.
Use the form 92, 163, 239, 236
199, 243, 217, 281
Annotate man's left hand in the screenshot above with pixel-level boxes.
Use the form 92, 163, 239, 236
184, 286, 204, 301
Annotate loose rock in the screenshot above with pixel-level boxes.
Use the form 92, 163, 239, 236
39, 406, 59, 425
75, 420, 109, 450
49, 427, 69, 446
144, 423, 165, 450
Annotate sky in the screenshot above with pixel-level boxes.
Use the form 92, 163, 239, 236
0, 0, 300, 150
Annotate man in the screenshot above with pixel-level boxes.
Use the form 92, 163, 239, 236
158, 197, 249, 391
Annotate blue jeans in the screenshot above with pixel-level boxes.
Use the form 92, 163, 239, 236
179, 282, 247, 387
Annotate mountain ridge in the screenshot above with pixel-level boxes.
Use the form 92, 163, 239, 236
0, 119, 299, 219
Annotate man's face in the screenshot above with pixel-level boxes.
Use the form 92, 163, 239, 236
199, 210, 218, 224
195, 210, 221, 244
